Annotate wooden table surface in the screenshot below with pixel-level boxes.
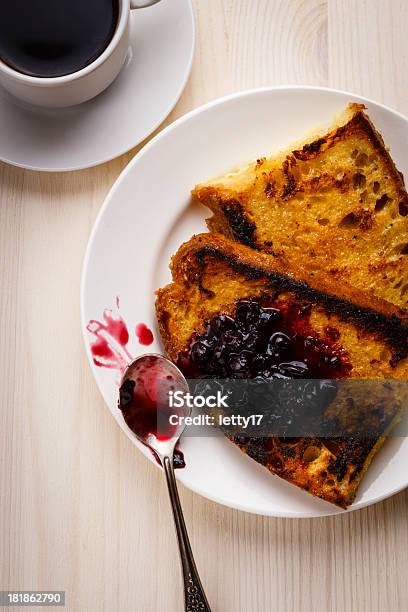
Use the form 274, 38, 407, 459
1, 1, 408, 611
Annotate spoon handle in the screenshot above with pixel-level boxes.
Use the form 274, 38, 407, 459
163, 456, 212, 612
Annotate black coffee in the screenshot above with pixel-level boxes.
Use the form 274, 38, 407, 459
0, 0, 119, 78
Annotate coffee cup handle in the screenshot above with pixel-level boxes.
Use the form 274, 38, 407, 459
130, 0, 161, 8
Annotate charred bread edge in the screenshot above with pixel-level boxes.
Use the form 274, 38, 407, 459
158, 234, 408, 365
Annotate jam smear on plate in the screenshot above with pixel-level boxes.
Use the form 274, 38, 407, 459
135, 323, 154, 346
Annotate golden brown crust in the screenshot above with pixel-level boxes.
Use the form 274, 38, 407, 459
172, 233, 405, 316
156, 232, 408, 365
192, 103, 408, 311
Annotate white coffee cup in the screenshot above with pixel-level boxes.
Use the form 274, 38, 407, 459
0, 0, 161, 108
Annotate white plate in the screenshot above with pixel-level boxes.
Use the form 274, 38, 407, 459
81, 86, 408, 517
0, 0, 194, 172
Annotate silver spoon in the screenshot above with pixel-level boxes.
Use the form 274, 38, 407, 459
119, 354, 212, 612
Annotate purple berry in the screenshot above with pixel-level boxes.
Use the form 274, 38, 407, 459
267, 332, 291, 357
236, 300, 260, 329
191, 340, 212, 363
278, 361, 309, 377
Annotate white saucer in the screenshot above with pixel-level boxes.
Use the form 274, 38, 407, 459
0, 0, 195, 172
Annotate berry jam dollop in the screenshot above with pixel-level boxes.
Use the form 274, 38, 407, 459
176, 298, 352, 439
177, 298, 351, 380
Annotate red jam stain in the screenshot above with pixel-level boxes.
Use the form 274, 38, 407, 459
87, 302, 132, 375
135, 323, 154, 346
87, 302, 184, 468
87, 298, 154, 375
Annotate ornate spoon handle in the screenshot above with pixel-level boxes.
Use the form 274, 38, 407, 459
163, 456, 212, 612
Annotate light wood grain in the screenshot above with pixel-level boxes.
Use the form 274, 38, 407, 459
1, 1, 408, 611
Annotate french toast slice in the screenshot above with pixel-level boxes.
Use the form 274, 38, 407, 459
192, 103, 408, 311
156, 233, 408, 508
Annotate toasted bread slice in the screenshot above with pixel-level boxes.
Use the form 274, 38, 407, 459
193, 103, 408, 311
156, 233, 408, 507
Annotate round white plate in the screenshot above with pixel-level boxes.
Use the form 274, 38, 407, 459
81, 86, 408, 517
0, 0, 194, 172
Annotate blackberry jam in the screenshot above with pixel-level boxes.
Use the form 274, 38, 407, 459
177, 297, 351, 380
176, 298, 352, 439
